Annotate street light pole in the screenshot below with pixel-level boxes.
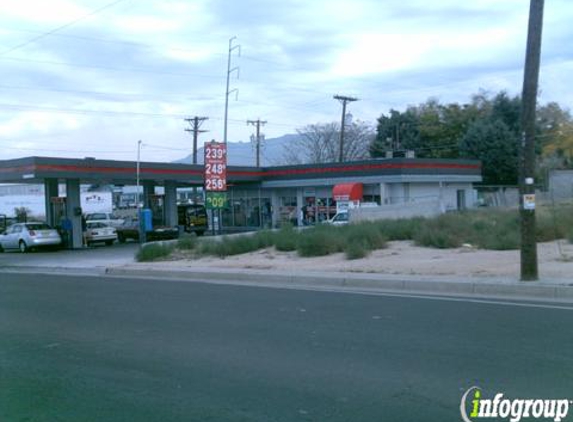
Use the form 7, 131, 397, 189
136, 140, 147, 244
136, 140, 142, 210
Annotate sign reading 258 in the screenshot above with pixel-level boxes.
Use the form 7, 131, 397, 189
204, 142, 227, 192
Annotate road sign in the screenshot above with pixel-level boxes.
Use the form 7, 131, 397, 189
204, 141, 227, 192
523, 194, 536, 210
205, 192, 228, 209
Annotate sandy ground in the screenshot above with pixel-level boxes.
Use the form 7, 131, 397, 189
140, 240, 573, 280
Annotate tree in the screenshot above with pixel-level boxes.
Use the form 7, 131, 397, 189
460, 119, 519, 185
537, 102, 573, 169
14, 206, 31, 223
371, 90, 569, 184
370, 108, 420, 157
370, 98, 478, 159
283, 121, 374, 164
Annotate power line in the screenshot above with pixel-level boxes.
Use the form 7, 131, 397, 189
0, 102, 297, 129
1, 0, 129, 56
0, 83, 222, 101
184, 117, 209, 164
333, 95, 359, 162
247, 119, 267, 167
2, 27, 223, 57
0, 56, 225, 79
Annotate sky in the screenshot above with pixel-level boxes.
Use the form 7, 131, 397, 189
0, 0, 572, 163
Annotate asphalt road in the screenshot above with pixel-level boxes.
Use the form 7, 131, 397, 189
1, 273, 573, 422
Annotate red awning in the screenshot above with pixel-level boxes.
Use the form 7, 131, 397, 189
332, 183, 363, 201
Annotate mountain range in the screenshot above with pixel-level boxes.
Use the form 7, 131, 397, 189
174, 134, 300, 167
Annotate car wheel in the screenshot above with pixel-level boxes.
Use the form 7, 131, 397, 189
19, 240, 28, 253
105, 240, 114, 246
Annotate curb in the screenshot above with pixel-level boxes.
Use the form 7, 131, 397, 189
103, 266, 573, 303
3, 264, 573, 303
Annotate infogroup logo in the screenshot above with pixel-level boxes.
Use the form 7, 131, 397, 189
460, 387, 571, 422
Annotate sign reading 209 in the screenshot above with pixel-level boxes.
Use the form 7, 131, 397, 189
204, 141, 227, 192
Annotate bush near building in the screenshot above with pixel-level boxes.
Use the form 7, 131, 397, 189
136, 242, 175, 262
136, 205, 573, 261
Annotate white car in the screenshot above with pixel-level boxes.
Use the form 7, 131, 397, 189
0, 222, 62, 252
85, 212, 124, 228
84, 222, 117, 246
326, 211, 349, 226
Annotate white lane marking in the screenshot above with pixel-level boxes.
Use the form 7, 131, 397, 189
6, 270, 573, 311
109, 275, 573, 311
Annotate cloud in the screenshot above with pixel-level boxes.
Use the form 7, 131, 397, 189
0, 0, 87, 24
0, 0, 571, 162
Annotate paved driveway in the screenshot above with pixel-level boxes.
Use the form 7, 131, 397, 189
0, 242, 138, 269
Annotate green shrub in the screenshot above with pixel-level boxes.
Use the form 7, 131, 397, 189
226, 235, 264, 256
344, 239, 369, 260
414, 226, 462, 249
536, 205, 573, 242
195, 232, 275, 258
412, 213, 467, 249
297, 226, 344, 257
469, 210, 520, 250
252, 230, 276, 249
344, 223, 387, 250
274, 225, 299, 251
177, 235, 197, 250
197, 239, 229, 258
375, 218, 424, 241
477, 229, 520, 250
136, 243, 174, 262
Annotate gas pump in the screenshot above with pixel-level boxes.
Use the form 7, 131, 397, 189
49, 197, 66, 227
148, 194, 165, 226
50, 197, 71, 247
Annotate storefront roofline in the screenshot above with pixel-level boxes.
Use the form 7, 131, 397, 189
0, 156, 481, 185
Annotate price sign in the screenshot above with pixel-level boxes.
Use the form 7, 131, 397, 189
205, 192, 228, 209
204, 141, 227, 192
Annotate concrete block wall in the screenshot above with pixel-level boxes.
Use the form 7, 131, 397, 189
350, 199, 442, 222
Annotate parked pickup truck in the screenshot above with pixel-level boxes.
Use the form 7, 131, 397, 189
85, 212, 124, 228
116, 217, 179, 243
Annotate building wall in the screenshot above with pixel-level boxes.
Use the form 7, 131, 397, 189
351, 200, 442, 222
549, 170, 573, 202
349, 182, 476, 224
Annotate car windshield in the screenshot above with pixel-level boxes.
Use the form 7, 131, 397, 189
87, 222, 107, 229
333, 213, 348, 222
87, 213, 106, 220
25, 223, 52, 230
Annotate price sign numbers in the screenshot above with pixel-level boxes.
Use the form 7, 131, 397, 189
204, 141, 227, 192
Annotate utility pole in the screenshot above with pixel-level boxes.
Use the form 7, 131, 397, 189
519, 0, 544, 281
247, 119, 267, 167
184, 116, 208, 164
334, 95, 358, 162
224, 37, 240, 144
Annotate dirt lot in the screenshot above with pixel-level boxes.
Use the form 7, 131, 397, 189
144, 240, 573, 280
